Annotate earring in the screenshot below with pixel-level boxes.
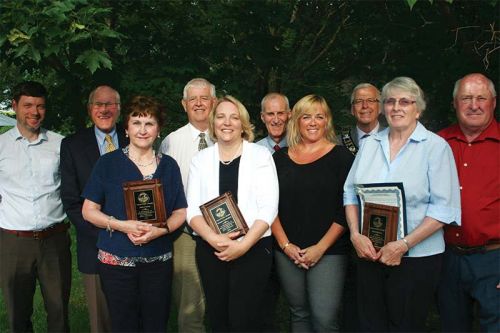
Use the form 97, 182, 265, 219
157, 134, 160, 138
125, 133, 128, 138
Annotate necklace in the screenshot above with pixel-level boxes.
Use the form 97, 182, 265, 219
130, 151, 156, 167
220, 142, 242, 165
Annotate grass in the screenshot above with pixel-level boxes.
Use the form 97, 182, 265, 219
1, 226, 446, 332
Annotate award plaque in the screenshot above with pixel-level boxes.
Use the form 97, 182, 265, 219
200, 192, 249, 235
362, 202, 399, 249
123, 179, 167, 228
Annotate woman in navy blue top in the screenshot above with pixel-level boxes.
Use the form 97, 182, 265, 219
82, 96, 187, 332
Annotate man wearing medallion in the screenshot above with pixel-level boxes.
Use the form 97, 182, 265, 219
160, 77, 217, 333
437, 73, 499, 332
256, 92, 291, 153
339, 83, 384, 155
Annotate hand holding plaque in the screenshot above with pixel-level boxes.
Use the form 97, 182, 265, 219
200, 192, 249, 235
123, 179, 168, 228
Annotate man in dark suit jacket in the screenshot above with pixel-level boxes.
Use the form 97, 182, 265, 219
60, 85, 127, 332
339, 83, 385, 156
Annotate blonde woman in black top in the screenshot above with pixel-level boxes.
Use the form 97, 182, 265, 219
272, 94, 354, 332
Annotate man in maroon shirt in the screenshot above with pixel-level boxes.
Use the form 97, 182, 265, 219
437, 73, 499, 332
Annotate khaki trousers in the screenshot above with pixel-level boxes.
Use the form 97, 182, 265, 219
172, 232, 206, 332
82, 272, 111, 332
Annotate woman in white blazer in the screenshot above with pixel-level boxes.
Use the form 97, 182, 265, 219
186, 95, 279, 332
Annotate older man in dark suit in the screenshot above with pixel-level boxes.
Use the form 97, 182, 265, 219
60, 85, 128, 332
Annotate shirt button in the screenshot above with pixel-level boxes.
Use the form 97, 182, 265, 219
460, 186, 463, 190
463, 163, 468, 167
468, 143, 472, 147
456, 233, 459, 237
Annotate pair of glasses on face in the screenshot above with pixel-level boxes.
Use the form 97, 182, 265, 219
352, 98, 379, 106
383, 98, 416, 108
93, 102, 120, 108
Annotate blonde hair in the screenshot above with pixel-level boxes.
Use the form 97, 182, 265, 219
208, 95, 255, 142
287, 94, 336, 148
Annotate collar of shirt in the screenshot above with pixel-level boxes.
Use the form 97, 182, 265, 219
188, 122, 211, 144
374, 121, 427, 143
265, 135, 287, 149
95, 126, 118, 155
12, 126, 48, 145
440, 119, 499, 143
356, 122, 380, 141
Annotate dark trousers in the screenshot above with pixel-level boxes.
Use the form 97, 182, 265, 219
196, 236, 272, 332
438, 248, 500, 332
98, 259, 173, 332
357, 254, 443, 332
0, 229, 71, 333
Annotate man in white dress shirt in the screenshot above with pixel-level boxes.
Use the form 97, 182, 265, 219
339, 83, 384, 155
160, 78, 217, 333
0, 81, 71, 332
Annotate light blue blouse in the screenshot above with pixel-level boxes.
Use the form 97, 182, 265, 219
343, 122, 461, 257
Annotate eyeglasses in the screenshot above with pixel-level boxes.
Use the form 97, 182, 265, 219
383, 98, 416, 108
458, 96, 489, 105
352, 98, 379, 106
92, 102, 120, 108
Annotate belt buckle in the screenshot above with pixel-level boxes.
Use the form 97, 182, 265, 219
33, 231, 40, 240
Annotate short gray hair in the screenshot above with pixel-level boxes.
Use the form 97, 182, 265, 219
350, 83, 380, 104
381, 77, 426, 114
87, 85, 120, 105
182, 78, 216, 99
260, 92, 290, 113
452, 73, 497, 99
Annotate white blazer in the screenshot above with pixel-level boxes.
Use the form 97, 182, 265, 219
187, 140, 279, 238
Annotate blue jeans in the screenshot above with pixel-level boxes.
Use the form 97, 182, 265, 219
438, 248, 500, 332
275, 250, 347, 332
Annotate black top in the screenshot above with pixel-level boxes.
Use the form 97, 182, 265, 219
219, 156, 241, 203
273, 146, 354, 255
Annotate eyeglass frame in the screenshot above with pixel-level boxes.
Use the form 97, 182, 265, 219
383, 98, 416, 108
91, 102, 120, 109
352, 98, 379, 106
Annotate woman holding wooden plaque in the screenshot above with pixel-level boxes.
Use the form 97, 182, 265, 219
186, 95, 279, 332
272, 94, 354, 332
343, 77, 461, 332
82, 96, 187, 332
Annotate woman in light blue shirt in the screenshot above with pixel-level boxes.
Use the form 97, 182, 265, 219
343, 77, 461, 332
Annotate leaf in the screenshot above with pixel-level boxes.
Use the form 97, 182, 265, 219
75, 49, 112, 73
406, 0, 418, 10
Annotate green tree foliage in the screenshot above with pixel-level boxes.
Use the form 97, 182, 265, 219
1, 0, 498, 136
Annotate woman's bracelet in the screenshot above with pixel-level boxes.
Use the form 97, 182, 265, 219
402, 238, 410, 251
282, 241, 291, 251
106, 216, 115, 238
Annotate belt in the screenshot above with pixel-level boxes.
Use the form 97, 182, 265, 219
0, 223, 69, 240
448, 243, 500, 255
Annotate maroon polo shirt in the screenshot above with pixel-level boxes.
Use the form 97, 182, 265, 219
438, 120, 500, 247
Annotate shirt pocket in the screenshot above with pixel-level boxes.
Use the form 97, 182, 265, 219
39, 153, 60, 186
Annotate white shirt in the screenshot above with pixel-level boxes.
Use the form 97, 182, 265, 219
160, 123, 213, 194
187, 141, 279, 238
0, 126, 66, 230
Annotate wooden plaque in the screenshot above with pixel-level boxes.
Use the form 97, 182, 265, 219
362, 202, 399, 250
200, 192, 249, 235
123, 179, 168, 228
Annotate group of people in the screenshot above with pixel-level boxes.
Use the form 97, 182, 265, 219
0, 73, 497, 333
